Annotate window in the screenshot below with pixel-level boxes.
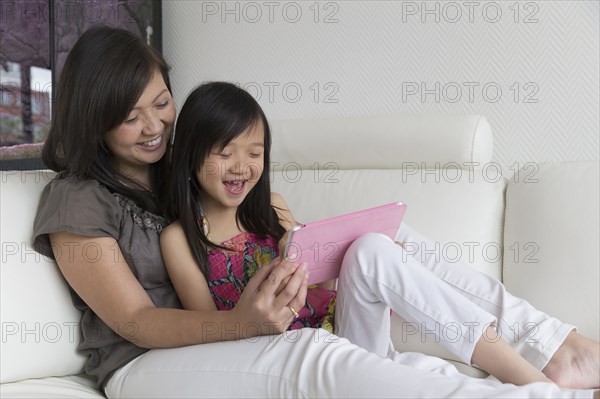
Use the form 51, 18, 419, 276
0, 0, 162, 168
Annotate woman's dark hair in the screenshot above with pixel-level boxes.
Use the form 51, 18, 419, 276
165, 82, 285, 278
42, 25, 171, 211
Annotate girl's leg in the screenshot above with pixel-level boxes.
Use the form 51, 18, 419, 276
395, 223, 575, 370
105, 329, 592, 398
336, 233, 497, 363
336, 233, 549, 385
396, 223, 599, 389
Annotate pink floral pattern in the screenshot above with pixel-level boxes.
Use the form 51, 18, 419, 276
208, 232, 336, 332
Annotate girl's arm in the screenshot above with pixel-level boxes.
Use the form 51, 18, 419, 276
271, 192, 336, 290
271, 192, 297, 231
160, 221, 216, 312
49, 231, 308, 349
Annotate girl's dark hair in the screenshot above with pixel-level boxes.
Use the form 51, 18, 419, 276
165, 82, 285, 278
42, 25, 171, 212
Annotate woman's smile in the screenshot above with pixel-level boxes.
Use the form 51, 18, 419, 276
138, 135, 163, 150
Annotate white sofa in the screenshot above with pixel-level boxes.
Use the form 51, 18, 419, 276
1, 115, 598, 397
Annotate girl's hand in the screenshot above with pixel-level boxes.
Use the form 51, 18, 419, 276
277, 230, 292, 257
234, 257, 308, 334
276, 232, 301, 295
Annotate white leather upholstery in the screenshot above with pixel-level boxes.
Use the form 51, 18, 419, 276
0, 170, 86, 384
0, 375, 101, 398
503, 162, 600, 340
270, 114, 493, 170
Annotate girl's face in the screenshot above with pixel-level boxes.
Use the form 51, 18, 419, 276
104, 69, 176, 180
197, 120, 265, 214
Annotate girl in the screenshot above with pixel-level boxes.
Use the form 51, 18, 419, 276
161, 81, 600, 390
162, 81, 336, 333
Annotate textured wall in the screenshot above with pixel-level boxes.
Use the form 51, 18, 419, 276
163, 1, 599, 172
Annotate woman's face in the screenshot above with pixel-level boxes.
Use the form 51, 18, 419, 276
104, 69, 176, 179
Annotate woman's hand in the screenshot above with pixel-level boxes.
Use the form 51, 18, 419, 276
233, 256, 308, 334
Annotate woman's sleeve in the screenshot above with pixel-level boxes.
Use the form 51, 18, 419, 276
33, 176, 122, 259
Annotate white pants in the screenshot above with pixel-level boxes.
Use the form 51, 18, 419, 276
335, 225, 575, 370
106, 329, 591, 398
106, 227, 592, 398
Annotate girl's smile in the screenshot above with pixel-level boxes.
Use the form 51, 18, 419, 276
223, 179, 247, 195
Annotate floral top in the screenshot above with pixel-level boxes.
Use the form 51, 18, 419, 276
207, 232, 336, 332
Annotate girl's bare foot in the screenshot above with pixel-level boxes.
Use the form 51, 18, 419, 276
543, 331, 600, 389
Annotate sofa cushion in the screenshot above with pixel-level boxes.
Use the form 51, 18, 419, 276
1, 170, 86, 384
503, 161, 600, 340
0, 375, 102, 398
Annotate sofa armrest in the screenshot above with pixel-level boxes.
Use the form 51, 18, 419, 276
503, 161, 599, 340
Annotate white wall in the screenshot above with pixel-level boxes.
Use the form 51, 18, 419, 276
163, 1, 599, 172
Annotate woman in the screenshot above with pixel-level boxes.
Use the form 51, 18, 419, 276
33, 26, 597, 398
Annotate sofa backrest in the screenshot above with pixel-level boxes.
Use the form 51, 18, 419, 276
270, 114, 506, 280
270, 114, 494, 170
1, 170, 87, 383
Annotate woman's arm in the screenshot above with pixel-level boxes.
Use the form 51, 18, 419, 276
49, 231, 308, 349
271, 192, 336, 290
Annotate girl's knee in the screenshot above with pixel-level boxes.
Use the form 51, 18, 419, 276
342, 233, 406, 274
348, 232, 397, 256
357, 232, 396, 249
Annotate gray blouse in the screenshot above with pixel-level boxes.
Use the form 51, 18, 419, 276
33, 175, 181, 388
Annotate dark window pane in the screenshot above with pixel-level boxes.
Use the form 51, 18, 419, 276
0, 0, 160, 155
0, 0, 51, 146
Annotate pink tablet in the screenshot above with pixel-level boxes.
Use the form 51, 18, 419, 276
282, 201, 407, 285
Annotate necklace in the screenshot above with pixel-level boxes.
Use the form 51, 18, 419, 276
117, 177, 153, 193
